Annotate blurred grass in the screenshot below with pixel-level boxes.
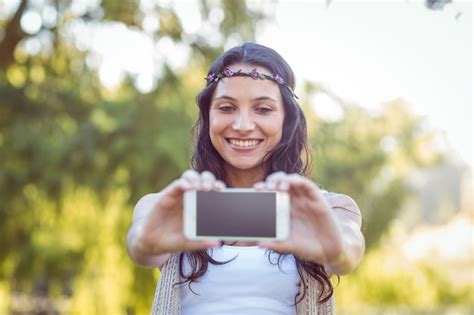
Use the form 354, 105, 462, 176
335, 220, 474, 315
1, 1, 472, 314
338, 308, 473, 315
0, 184, 471, 314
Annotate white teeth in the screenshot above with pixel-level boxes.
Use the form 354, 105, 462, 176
229, 139, 260, 147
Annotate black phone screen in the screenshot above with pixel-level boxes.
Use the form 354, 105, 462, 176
196, 191, 276, 237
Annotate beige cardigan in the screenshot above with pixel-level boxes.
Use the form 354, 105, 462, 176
151, 253, 334, 315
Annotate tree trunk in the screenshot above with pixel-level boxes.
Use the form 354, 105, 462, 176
0, 0, 29, 72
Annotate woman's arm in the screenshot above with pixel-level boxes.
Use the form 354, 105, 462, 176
125, 170, 224, 269
254, 172, 365, 275
126, 193, 171, 269
321, 193, 365, 275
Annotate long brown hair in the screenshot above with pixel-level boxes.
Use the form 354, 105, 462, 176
180, 43, 333, 304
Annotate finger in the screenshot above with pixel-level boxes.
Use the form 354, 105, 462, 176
200, 171, 216, 191
265, 171, 288, 191
181, 169, 201, 189
212, 180, 226, 191
253, 182, 266, 191
276, 178, 290, 191
266, 171, 287, 181
268, 173, 290, 192
286, 174, 319, 199
163, 178, 192, 198
285, 174, 306, 198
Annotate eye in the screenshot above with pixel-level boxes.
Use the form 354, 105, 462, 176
217, 104, 235, 113
255, 106, 273, 114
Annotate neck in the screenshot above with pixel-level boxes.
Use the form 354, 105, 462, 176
224, 164, 267, 188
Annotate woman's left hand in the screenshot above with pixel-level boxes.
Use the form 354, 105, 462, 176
253, 172, 364, 274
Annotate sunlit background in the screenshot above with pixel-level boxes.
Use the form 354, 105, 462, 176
0, 0, 472, 314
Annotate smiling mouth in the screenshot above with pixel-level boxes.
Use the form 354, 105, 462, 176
225, 138, 263, 148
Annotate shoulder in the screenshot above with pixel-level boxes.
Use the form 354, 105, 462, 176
135, 192, 162, 208
133, 192, 162, 221
321, 190, 361, 217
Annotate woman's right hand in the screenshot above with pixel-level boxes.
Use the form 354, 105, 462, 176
127, 170, 224, 266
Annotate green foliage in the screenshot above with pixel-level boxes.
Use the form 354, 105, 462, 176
101, 0, 141, 26
0, 0, 266, 313
335, 224, 474, 314
0, 0, 452, 313
303, 86, 443, 249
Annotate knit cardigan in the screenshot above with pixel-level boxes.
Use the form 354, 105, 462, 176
151, 253, 334, 315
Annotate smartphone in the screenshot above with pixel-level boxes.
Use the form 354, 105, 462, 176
183, 189, 290, 241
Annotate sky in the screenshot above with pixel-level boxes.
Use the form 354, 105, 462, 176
256, 1, 472, 167
3, 0, 473, 167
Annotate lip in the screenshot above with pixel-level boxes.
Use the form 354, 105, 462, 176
225, 137, 263, 141
225, 137, 263, 150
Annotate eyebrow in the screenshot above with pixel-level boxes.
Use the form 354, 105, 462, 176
213, 95, 278, 102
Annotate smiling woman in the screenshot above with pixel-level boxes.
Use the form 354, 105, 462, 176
209, 64, 285, 185
126, 43, 365, 315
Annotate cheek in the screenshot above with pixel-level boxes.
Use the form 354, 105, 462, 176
273, 128, 283, 144
264, 117, 284, 142
209, 114, 227, 142
209, 116, 218, 129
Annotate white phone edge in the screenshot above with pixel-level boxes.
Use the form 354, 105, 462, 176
183, 189, 290, 241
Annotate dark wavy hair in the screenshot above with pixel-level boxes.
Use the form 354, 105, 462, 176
179, 42, 333, 305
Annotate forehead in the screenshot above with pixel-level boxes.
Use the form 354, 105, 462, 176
212, 64, 283, 101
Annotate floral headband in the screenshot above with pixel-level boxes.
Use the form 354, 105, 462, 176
205, 68, 299, 99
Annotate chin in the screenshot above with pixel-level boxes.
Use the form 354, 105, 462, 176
226, 160, 264, 171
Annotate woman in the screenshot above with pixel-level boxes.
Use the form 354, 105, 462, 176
126, 43, 365, 315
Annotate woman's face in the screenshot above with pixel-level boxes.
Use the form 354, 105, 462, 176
209, 63, 285, 173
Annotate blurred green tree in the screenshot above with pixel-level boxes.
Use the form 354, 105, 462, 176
0, 0, 267, 313
302, 82, 443, 249
0, 0, 446, 313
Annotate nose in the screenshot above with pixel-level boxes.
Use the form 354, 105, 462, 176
232, 112, 255, 132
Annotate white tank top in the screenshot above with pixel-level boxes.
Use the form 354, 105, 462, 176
179, 245, 300, 315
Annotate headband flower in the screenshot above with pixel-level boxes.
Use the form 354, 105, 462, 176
205, 68, 299, 99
